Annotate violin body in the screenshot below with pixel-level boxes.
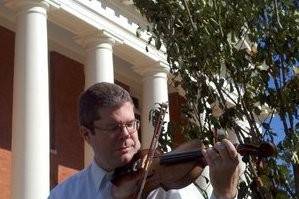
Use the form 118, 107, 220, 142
143, 140, 206, 195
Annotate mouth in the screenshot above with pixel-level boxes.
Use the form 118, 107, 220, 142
117, 146, 131, 154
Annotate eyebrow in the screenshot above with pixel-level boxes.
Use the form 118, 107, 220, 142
107, 119, 136, 125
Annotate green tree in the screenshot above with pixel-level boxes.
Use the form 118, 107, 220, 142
133, 0, 299, 198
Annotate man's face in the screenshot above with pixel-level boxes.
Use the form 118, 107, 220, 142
88, 101, 141, 171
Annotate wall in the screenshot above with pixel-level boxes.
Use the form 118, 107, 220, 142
49, 51, 85, 188
0, 25, 14, 199
169, 92, 187, 147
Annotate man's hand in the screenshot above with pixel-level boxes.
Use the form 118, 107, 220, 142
202, 139, 240, 199
111, 169, 143, 199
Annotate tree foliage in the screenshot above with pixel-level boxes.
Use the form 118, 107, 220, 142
133, 0, 299, 198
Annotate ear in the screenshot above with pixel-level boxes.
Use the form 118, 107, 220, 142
80, 126, 94, 145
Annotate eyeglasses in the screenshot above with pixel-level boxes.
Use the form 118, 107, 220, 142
93, 119, 140, 134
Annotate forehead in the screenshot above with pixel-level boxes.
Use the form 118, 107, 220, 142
96, 102, 134, 123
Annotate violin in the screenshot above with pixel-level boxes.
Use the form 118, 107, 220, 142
112, 103, 277, 198
112, 139, 277, 198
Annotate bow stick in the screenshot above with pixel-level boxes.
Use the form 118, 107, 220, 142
136, 103, 168, 199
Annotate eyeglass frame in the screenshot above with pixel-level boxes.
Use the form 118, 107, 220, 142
93, 119, 140, 135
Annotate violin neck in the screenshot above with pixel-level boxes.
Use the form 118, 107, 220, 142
159, 142, 276, 166
160, 149, 206, 165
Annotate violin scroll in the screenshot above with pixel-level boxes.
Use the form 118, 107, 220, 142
237, 142, 277, 158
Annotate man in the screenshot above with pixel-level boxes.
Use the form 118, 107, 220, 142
49, 82, 240, 199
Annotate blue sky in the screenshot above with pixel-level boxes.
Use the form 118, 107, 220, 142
263, 61, 298, 143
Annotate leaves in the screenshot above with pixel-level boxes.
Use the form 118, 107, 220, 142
133, 0, 299, 198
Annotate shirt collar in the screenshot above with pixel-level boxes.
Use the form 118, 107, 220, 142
90, 160, 113, 191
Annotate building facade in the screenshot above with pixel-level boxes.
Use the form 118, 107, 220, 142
0, 0, 192, 198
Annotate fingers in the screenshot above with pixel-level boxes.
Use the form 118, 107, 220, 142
222, 139, 238, 160
214, 141, 229, 160
202, 147, 221, 166
204, 139, 240, 199
203, 139, 239, 166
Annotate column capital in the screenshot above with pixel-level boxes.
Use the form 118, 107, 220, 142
74, 29, 124, 49
4, 0, 53, 12
132, 61, 170, 77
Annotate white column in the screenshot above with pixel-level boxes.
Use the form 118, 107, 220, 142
10, 1, 50, 199
138, 63, 170, 149
76, 33, 116, 166
85, 36, 115, 85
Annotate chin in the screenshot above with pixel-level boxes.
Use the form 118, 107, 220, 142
121, 153, 134, 163
117, 152, 136, 167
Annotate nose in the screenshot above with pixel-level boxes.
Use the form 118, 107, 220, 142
119, 125, 130, 138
